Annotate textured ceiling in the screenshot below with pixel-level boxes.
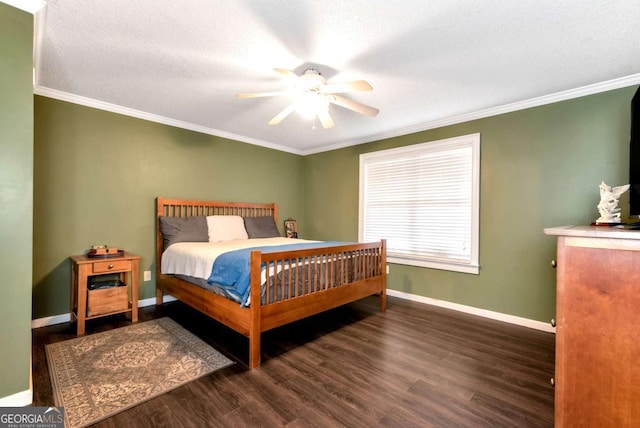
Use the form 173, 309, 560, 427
34, 0, 640, 154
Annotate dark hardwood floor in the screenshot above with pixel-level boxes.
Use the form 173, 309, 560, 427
32, 296, 555, 427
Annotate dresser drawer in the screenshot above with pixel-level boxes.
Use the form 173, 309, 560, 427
92, 259, 131, 273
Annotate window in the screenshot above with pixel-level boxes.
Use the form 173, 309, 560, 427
359, 133, 480, 274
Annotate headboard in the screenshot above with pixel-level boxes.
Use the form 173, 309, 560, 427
156, 197, 278, 270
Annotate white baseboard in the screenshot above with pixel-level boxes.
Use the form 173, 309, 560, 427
387, 289, 556, 333
32, 290, 552, 333
0, 389, 32, 407
137, 295, 177, 308
30, 313, 71, 329
31, 295, 177, 329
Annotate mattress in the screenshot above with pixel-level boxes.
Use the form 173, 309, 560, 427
161, 237, 321, 305
161, 237, 318, 279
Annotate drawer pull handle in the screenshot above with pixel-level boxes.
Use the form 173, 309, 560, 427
108, 264, 114, 269
551, 319, 556, 327
550, 377, 555, 387
551, 260, 557, 268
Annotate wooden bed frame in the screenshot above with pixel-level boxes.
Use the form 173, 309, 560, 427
155, 197, 387, 368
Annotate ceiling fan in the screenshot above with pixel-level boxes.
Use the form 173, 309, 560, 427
236, 68, 379, 129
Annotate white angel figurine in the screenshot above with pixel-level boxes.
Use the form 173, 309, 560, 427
596, 181, 630, 223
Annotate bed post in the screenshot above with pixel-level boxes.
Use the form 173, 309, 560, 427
248, 250, 262, 368
380, 239, 387, 312
156, 197, 165, 307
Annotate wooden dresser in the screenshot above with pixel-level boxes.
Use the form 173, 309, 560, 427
545, 226, 640, 427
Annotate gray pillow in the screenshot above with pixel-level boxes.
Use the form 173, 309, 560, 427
159, 216, 208, 250
244, 216, 280, 239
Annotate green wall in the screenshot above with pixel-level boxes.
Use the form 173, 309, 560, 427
33, 87, 636, 324
30, 52, 636, 327
303, 86, 636, 322
33, 97, 305, 319
0, 3, 33, 401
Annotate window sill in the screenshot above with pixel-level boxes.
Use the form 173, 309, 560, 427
388, 255, 479, 275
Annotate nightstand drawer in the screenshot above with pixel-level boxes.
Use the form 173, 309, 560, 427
92, 259, 131, 273
87, 286, 128, 317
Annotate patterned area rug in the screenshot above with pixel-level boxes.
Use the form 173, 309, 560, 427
46, 318, 234, 428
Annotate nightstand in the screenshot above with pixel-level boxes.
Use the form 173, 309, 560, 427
70, 252, 140, 335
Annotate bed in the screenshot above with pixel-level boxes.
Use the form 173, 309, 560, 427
155, 197, 387, 368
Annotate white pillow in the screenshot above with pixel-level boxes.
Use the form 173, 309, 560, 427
206, 215, 248, 242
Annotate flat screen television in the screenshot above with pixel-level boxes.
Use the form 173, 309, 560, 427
629, 86, 640, 218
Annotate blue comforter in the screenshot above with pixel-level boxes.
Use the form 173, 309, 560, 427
207, 241, 345, 306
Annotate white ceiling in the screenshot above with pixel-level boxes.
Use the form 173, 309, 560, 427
33, 0, 640, 155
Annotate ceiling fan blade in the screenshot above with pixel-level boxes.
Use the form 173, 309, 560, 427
268, 104, 295, 125
322, 80, 373, 94
274, 68, 297, 78
329, 95, 379, 117
236, 91, 288, 99
317, 109, 335, 129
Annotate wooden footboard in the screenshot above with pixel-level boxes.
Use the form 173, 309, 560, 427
252, 242, 387, 329
155, 197, 386, 368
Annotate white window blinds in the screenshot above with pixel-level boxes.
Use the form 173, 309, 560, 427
359, 134, 480, 274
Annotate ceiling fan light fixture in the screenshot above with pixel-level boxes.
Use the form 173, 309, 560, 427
237, 67, 378, 128
292, 69, 324, 95
295, 92, 329, 119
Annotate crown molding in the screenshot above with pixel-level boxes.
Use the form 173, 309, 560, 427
1, 0, 45, 14
34, 73, 640, 157
302, 73, 640, 155
33, 86, 305, 156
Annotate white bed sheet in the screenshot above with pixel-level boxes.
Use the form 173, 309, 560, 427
161, 237, 319, 280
